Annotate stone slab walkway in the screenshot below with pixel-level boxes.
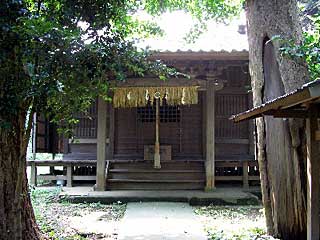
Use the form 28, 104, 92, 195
117, 202, 208, 240
59, 187, 261, 205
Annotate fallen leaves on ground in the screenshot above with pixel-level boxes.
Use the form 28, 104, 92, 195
194, 205, 280, 240
31, 187, 126, 240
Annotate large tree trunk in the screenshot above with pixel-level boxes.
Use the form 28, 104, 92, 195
0, 112, 41, 240
246, 0, 309, 239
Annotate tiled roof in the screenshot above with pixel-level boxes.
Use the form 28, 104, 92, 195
150, 50, 249, 61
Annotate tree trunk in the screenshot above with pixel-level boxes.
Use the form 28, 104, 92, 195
246, 0, 309, 239
0, 113, 41, 240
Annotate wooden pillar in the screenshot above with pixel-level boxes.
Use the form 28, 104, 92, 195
96, 97, 107, 191
202, 91, 207, 159
66, 165, 73, 187
49, 166, 55, 175
205, 81, 215, 190
30, 162, 37, 186
107, 103, 115, 160
32, 113, 37, 160
63, 136, 69, 154
242, 160, 249, 189
306, 105, 320, 240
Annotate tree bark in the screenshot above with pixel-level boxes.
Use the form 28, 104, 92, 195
246, 1, 309, 239
0, 112, 41, 240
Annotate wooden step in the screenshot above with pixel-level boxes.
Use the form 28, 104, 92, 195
108, 169, 204, 180
108, 179, 205, 183
107, 160, 205, 190
106, 179, 205, 190
110, 161, 204, 170
109, 169, 204, 173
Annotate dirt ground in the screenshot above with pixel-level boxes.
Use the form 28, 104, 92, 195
31, 187, 126, 240
31, 187, 279, 240
194, 205, 279, 240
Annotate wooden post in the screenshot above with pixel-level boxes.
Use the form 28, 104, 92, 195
154, 97, 161, 169
306, 105, 320, 240
205, 81, 215, 190
96, 97, 107, 191
63, 136, 69, 154
202, 92, 207, 159
30, 162, 37, 186
66, 165, 73, 187
49, 166, 55, 175
32, 113, 37, 160
242, 160, 249, 189
107, 103, 115, 160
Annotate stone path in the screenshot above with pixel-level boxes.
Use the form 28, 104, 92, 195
60, 187, 260, 205
117, 202, 208, 240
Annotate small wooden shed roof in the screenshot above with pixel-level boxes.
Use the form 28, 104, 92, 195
230, 79, 320, 240
231, 79, 320, 123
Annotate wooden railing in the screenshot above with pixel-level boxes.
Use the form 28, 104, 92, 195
27, 160, 101, 187
215, 155, 260, 188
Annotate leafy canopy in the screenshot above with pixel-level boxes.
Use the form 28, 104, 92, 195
280, 15, 320, 81
272, 5, 320, 82
0, 0, 243, 134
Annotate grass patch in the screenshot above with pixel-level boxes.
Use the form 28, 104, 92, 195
30, 187, 126, 239
194, 205, 280, 240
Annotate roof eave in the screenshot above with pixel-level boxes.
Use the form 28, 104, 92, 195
149, 50, 249, 61
230, 84, 319, 123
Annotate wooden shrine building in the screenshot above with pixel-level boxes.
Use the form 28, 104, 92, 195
31, 51, 259, 191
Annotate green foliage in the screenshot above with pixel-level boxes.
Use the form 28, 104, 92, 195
272, 14, 320, 81
0, 0, 243, 135
145, 0, 244, 42
144, 0, 243, 20
1, 1, 243, 237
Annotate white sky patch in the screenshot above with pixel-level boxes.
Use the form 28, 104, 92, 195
77, 11, 248, 52
136, 11, 248, 52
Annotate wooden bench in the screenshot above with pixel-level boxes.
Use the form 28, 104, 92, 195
215, 155, 259, 188
27, 160, 100, 187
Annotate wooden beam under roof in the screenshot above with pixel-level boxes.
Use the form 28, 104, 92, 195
263, 109, 309, 118
112, 77, 206, 88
